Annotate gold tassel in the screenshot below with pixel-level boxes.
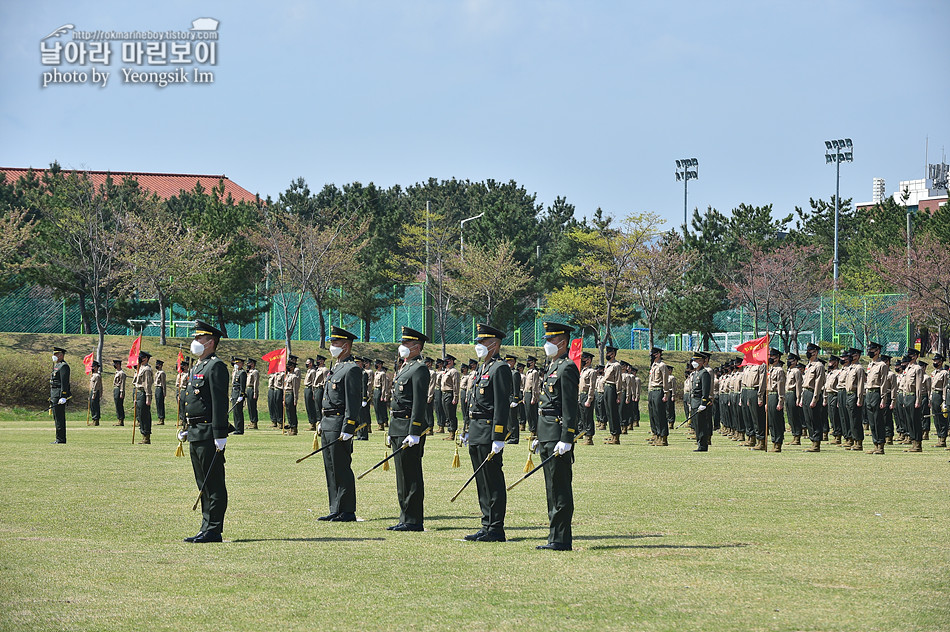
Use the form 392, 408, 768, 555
382, 451, 390, 471
523, 452, 534, 473
175, 441, 184, 458
451, 445, 460, 469
312, 432, 320, 452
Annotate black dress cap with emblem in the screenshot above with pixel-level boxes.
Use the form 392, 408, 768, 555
542, 321, 573, 338
475, 323, 506, 341
193, 319, 224, 338
400, 326, 428, 344
329, 325, 358, 341
868, 341, 883, 351
53, 346, 66, 354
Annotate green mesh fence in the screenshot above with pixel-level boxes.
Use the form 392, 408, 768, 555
0, 285, 910, 355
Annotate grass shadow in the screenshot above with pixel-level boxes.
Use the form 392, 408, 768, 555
230, 537, 386, 543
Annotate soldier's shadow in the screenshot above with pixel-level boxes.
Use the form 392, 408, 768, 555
230, 537, 386, 543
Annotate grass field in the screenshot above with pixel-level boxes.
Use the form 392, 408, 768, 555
2, 407, 950, 631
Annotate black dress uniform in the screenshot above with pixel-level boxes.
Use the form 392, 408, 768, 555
388, 327, 431, 531
89, 361, 102, 425
537, 322, 579, 550
507, 355, 522, 444
49, 347, 70, 444
183, 321, 230, 542
319, 327, 363, 521
465, 323, 511, 542
691, 352, 713, 451
154, 360, 167, 424
230, 358, 247, 434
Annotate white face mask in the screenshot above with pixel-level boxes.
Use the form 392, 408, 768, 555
52, 354, 58, 362
691, 361, 699, 369
329, 344, 344, 359
544, 341, 559, 357
398, 344, 411, 358
190, 340, 205, 356
474, 343, 489, 359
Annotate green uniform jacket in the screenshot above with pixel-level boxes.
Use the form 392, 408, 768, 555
389, 357, 430, 437
50, 360, 71, 402
691, 368, 712, 405
320, 356, 363, 434
467, 356, 512, 445
184, 354, 230, 442
231, 368, 247, 400
538, 354, 580, 443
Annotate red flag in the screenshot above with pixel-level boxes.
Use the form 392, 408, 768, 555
82, 352, 95, 375
262, 347, 287, 374
568, 338, 583, 369
737, 334, 769, 366
127, 335, 142, 369
176, 349, 184, 372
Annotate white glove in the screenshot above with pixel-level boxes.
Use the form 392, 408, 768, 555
177, 430, 188, 441
385, 435, 391, 447
340, 432, 354, 441
237, 396, 244, 403
316, 423, 321, 434
57, 397, 67, 405
698, 405, 707, 412
214, 438, 227, 451
554, 441, 573, 456
402, 434, 420, 448
509, 401, 518, 408
491, 440, 505, 454
460, 433, 468, 445
943, 404, 947, 413
361, 401, 368, 407
530, 439, 539, 453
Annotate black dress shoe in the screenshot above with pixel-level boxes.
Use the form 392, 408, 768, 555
318, 513, 340, 521
506, 438, 519, 445
50, 440, 66, 444
475, 530, 506, 542
231, 431, 244, 435
464, 530, 488, 541
183, 531, 205, 543
536, 542, 572, 551
192, 531, 223, 543
386, 523, 404, 531
694, 445, 708, 452
390, 523, 424, 532
331, 512, 357, 522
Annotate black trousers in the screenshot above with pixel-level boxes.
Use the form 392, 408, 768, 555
802, 389, 821, 442
595, 392, 605, 426
155, 386, 166, 420
603, 383, 621, 435
190, 439, 227, 534
284, 392, 297, 428
767, 393, 784, 444
469, 443, 506, 533
460, 390, 470, 428
90, 393, 100, 422
931, 391, 947, 438
321, 426, 356, 514
741, 389, 762, 439
246, 386, 258, 424
866, 390, 885, 445
135, 390, 151, 435
305, 386, 319, 426
786, 392, 803, 436
845, 392, 863, 442
52, 401, 66, 443
231, 390, 244, 433
373, 388, 388, 427
113, 387, 125, 421
902, 393, 923, 441
434, 391, 446, 428
694, 399, 713, 446
579, 394, 594, 436
391, 433, 425, 526
828, 393, 842, 436
666, 397, 676, 426
442, 392, 458, 433
539, 438, 573, 547
649, 389, 667, 437
525, 401, 539, 434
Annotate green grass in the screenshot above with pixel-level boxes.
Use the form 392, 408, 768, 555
1, 407, 949, 632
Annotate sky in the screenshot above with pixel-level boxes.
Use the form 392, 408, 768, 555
1, 0, 948, 229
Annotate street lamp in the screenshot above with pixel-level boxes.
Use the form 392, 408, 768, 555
824, 138, 853, 282
460, 212, 485, 261
675, 158, 699, 234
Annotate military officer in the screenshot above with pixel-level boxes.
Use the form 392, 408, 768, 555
441, 355, 460, 441
864, 341, 889, 454
522, 356, 541, 437
667, 372, 678, 429
89, 360, 102, 426
843, 348, 866, 452
283, 355, 300, 436
304, 357, 320, 431
49, 346, 70, 444
690, 351, 714, 452
901, 349, 925, 452
593, 365, 606, 431
268, 366, 284, 429
882, 354, 897, 445
530, 322, 579, 551
601, 345, 622, 444
425, 357, 436, 433
311, 356, 328, 432
245, 358, 260, 430
931, 354, 948, 448
824, 355, 843, 444
740, 356, 767, 450
180, 320, 230, 543
387, 327, 431, 532
629, 365, 642, 429
372, 359, 391, 432
784, 353, 803, 444
112, 359, 127, 426
230, 357, 247, 435
357, 357, 373, 440
154, 359, 167, 425
177, 359, 190, 427
801, 344, 826, 447
648, 348, 672, 446
578, 352, 596, 445
505, 354, 522, 444
459, 362, 472, 434
765, 349, 785, 451
133, 351, 154, 444
319, 326, 363, 522
464, 323, 512, 543
433, 358, 445, 432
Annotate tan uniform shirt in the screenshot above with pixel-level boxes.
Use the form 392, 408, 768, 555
802, 360, 826, 401
314, 366, 329, 387
442, 367, 460, 402
305, 367, 318, 388
845, 362, 866, 407
648, 360, 672, 398
90, 372, 102, 397
580, 366, 597, 406
523, 367, 541, 405
155, 369, 166, 390
247, 368, 260, 393
784, 366, 802, 402
741, 363, 767, 403
603, 360, 622, 387
427, 368, 436, 403
865, 359, 889, 390
632, 375, 642, 401
595, 374, 606, 395
113, 370, 127, 397
931, 367, 948, 394
769, 365, 786, 397
133, 364, 153, 404
283, 368, 300, 404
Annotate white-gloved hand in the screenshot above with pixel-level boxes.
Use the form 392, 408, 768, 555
943, 404, 948, 413
214, 438, 227, 451
460, 433, 468, 445
491, 440, 505, 454
402, 434, 420, 448
316, 423, 321, 434
237, 396, 244, 403
385, 435, 391, 447
340, 432, 354, 441
361, 401, 368, 407
509, 401, 518, 408
698, 405, 707, 412
177, 430, 188, 441
530, 439, 539, 453
57, 397, 67, 405
554, 441, 573, 456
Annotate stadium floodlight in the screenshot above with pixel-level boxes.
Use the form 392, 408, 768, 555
674, 157, 699, 235
825, 138, 854, 282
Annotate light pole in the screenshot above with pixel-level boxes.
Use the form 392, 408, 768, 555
824, 138, 853, 283
460, 212, 485, 261
675, 158, 699, 234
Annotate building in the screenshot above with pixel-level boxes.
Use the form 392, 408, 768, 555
0, 167, 258, 204
856, 163, 948, 214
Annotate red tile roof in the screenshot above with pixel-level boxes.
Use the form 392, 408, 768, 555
0, 168, 259, 204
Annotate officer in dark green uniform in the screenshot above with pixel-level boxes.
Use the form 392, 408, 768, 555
506, 354, 522, 444
319, 326, 363, 522
534, 322, 579, 551
230, 357, 247, 434
464, 323, 511, 543
387, 326, 431, 531
180, 320, 230, 543
49, 346, 70, 444
178, 359, 189, 427
690, 351, 713, 452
